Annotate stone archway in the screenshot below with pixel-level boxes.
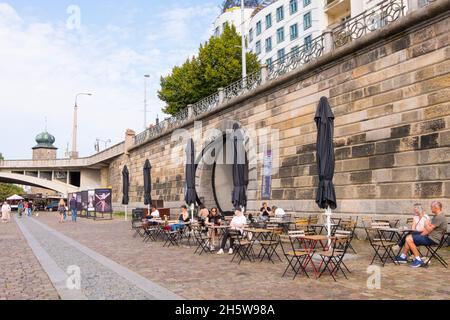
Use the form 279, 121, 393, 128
195, 120, 258, 215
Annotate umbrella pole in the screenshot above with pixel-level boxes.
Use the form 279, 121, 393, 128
125, 205, 128, 222
325, 206, 332, 249
191, 204, 195, 221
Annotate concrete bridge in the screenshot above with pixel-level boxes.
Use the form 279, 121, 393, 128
0, 142, 125, 195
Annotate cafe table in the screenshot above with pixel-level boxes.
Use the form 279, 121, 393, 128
297, 234, 331, 279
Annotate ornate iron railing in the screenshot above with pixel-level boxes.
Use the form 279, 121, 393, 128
333, 0, 405, 48
268, 35, 325, 80
193, 92, 220, 116
224, 71, 262, 102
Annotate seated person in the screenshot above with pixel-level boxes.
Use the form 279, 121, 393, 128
198, 205, 210, 233
142, 205, 160, 230
398, 203, 430, 248
395, 201, 447, 268
208, 207, 222, 251
179, 205, 191, 223
272, 206, 286, 218
150, 205, 160, 219
259, 202, 271, 221
217, 208, 247, 255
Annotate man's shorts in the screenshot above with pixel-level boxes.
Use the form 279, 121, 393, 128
412, 234, 436, 246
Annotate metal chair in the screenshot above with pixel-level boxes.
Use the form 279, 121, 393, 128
317, 236, 351, 281
419, 233, 448, 268
231, 230, 253, 264
279, 234, 310, 280
258, 228, 282, 263
192, 225, 212, 255
363, 220, 397, 266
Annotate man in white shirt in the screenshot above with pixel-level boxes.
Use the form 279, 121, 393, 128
217, 209, 247, 255
150, 206, 160, 219
273, 206, 286, 218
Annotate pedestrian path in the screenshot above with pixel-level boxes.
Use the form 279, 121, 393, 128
15, 217, 183, 300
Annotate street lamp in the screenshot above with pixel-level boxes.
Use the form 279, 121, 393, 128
144, 75, 150, 130
71, 92, 92, 159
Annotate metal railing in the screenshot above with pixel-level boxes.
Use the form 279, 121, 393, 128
132, 0, 418, 147
268, 35, 325, 80
332, 0, 406, 48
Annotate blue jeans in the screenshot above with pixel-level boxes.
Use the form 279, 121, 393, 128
28, 208, 32, 217
412, 234, 436, 246
71, 209, 77, 222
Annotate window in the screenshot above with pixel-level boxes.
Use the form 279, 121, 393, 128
255, 40, 261, 54
215, 27, 220, 37
276, 6, 284, 22
277, 48, 285, 62
291, 45, 300, 56
256, 21, 262, 35
290, 0, 298, 15
276, 27, 285, 43
290, 23, 298, 40
265, 13, 272, 29
304, 35, 312, 50
265, 37, 272, 52
304, 12, 312, 30
266, 58, 273, 68
303, 0, 311, 7
249, 28, 253, 42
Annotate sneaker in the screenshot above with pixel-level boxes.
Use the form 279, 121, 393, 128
228, 248, 234, 255
394, 256, 408, 264
411, 259, 425, 268
210, 245, 215, 251
217, 249, 224, 255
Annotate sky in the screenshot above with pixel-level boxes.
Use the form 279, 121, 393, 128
0, 0, 222, 159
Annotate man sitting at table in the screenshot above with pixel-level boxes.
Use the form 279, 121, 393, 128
217, 208, 247, 255
272, 206, 286, 218
395, 201, 447, 268
259, 202, 271, 222
142, 206, 160, 230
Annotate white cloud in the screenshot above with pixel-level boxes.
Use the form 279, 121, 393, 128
0, 2, 220, 160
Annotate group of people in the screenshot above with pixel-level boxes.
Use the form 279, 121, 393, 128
247, 202, 286, 223
395, 201, 447, 268
1, 200, 36, 223
57, 196, 78, 223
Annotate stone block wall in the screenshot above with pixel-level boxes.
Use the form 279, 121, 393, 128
109, 10, 450, 218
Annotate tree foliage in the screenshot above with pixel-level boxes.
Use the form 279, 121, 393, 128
159, 24, 260, 116
0, 184, 24, 201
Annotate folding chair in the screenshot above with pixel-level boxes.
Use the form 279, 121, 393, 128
363, 221, 397, 267
295, 218, 310, 233
337, 219, 358, 254
192, 225, 212, 255
230, 230, 254, 264
143, 223, 161, 243
279, 234, 310, 280
420, 233, 448, 268
131, 211, 144, 238
317, 236, 351, 281
258, 228, 282, 263
163, 226, 181, 248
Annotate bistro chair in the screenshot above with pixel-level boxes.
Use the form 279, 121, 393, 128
279, 234, 310, 280
418, 232, 448, 268
258, 228, 283, 263
363, 220, 397, 266
230, 230, 253, 264
192, 225, 212, 255
294, 218, 310, 233
317, 236, 351, 282
162, 225, 182, 248
131, 210, 145, 238
337, 219, 358, 254
143, 223, 161, 243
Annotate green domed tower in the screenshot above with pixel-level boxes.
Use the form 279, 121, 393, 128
32, 131, 58, 160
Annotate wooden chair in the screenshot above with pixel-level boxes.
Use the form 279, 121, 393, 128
317, 236, 351, 281
279, 234, 310, 280
363, 220, 397, 267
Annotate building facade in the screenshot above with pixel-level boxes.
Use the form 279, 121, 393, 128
214, 0, 409, 64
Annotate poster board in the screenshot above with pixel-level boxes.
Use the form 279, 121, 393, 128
94, 188, 113, 220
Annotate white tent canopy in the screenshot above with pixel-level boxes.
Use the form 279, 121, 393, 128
7, 194, 24, 201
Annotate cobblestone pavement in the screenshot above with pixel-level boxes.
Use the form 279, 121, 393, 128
31, 213, 450, 300
0, 216, 59, 300
13, 216, 181, 300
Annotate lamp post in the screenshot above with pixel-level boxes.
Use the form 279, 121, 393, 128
241, 0, 247, 82
144, 75, 150, 130
71, 93, 92, 159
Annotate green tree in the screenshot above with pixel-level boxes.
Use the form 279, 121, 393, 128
0, 184, 24, 201
0, 153, 3, 160
159, 24, 260, 116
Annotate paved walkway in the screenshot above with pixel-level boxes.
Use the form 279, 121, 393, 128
14, 216, 182, 300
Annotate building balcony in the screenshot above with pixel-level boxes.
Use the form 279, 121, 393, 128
325, 0, 351, 26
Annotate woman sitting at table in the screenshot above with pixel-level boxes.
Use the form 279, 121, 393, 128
198, 205, 210, 233
398, 203, 430, 247
208, 207, 222, 251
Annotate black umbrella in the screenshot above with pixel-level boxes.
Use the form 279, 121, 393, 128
232, 124, 247, 210
122, 165, 130, 221
143, 159, 152, 212
185, 139, 197, 218
122, 165, 129, 205
315, 97, 337, 210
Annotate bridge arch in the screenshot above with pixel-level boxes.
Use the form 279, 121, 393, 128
0, 172, 79, 195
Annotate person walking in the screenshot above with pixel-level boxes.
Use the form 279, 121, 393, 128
58, 199, 66, 223
17, 200, 24, 218
27, 200, 33, 217
1, 202, 12, 223
69, 196, 78, 223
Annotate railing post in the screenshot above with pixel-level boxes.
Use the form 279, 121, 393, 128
187, 104, 194, 119
323, 28, 334, 54
218, 87, 225, 105
261, 64, 268, 85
